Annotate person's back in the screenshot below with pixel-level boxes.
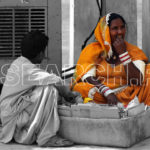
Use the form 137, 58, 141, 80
0, 30, 76, 147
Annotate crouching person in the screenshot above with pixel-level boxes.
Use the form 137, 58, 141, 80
0, 30, 78, 147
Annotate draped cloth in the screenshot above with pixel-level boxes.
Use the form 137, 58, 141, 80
0, 56, 61, 146
72, 15, 150, 106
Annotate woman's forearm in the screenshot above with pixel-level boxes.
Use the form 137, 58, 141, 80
124, 62, 143, 85
83, 76, 102, 88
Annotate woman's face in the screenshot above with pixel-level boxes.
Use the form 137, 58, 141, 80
109, 18, 126, 44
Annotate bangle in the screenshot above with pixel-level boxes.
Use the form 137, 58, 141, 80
119, 51, 131, 65
88, 87, 99, 99
99, 85, 113, 97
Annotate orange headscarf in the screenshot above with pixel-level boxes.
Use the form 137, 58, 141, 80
71, 14, 113, 85
94, 13, 113, 59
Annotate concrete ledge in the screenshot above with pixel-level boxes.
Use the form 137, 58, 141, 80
59, 109, 150, 148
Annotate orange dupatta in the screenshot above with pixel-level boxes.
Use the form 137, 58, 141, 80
72, 14, 148, 105
72, 15, 113, 86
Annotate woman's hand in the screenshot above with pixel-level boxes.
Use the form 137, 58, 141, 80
106, 93, 119, 105
113, 37, 126, 55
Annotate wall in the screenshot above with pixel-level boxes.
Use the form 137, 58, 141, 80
142, 0, 150, 61
74, 0, 100, 64
0, 0, 47, 6
47, 0, 62, 75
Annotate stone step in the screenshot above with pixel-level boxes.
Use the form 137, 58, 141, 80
59, 109, 150, 148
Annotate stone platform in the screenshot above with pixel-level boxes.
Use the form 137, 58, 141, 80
59, 107, 150, 148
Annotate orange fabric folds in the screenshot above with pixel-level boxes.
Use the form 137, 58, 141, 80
72, 14, 150, 106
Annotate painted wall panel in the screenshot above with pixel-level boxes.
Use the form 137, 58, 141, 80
142, 0, 150, 61
74, 0, 100, 64
47, 0, 62, 75
0, 0, 47, 6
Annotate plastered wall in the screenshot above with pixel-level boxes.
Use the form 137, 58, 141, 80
142, 0, 150, 61
74, 0, 100, 64
47, 0, 62, 75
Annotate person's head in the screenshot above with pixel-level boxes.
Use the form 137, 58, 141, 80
21, 30, 49, 64
107, 13, 127, 44
94, 13, 127, 58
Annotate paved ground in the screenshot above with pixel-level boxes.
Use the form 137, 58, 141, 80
1, 137, 150, 150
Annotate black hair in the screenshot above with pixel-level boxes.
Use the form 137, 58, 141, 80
21, 30, 49, 59
107, 13, 126, 27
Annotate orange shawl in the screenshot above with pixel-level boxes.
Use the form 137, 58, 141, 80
72, 15, 149, 105
72, 15, 148, 86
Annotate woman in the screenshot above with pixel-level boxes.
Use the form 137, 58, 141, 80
72, 13, 150, 106
0, 30, 78, 147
